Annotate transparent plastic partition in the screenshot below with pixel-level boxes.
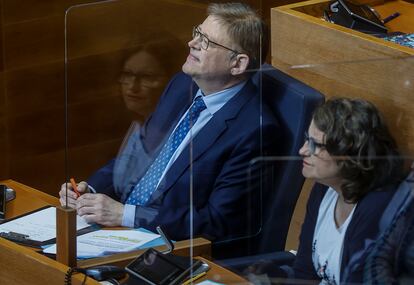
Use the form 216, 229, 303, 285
64, 0, 207, 269
237, 65, 414, 284
241, 2, 414, 284
65, 0, 414, 284
64, 0, 274, 281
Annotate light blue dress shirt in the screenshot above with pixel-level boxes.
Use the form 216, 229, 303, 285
122, 81, 246, 227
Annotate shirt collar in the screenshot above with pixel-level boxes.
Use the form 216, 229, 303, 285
195, 81, 247, 115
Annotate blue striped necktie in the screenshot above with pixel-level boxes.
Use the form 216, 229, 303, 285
126, 96, 206, 205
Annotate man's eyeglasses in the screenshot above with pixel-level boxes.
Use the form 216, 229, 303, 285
304, 132, 326, 155
192, 26, 240, 55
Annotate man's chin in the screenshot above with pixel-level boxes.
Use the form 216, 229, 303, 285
182, 62, 197, 76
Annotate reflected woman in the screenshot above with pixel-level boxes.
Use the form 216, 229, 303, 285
291, 98, 403, 284
118, 33, 187, 123
111, 33, 187, 191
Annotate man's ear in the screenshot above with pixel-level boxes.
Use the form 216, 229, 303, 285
230, 54, 250, 76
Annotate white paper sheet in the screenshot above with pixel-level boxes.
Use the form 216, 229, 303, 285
196, 281, 225, 285
43, 229, 160, 258
0, 207, 90, 242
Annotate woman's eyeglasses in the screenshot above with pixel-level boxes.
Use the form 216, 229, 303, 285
304, 132, 326, 155
119, 71, 166, 87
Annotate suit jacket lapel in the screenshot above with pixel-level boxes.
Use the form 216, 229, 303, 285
141, 76, 197, 155
148, 79, 257, 203
121, 76, 197, 201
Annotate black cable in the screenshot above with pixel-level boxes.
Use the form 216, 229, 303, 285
65, 267, 88, 285
64, 267, 73, 285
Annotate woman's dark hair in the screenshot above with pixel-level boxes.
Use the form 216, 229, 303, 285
313, 98, 403, 203
123, 31, 187, 78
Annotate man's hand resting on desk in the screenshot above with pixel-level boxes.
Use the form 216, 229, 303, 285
59, 181, 89, 208
76, 193, 124, 226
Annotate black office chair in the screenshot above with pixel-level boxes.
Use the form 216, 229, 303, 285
212, 64, 324, 260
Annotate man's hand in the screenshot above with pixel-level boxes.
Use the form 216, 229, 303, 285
59, 181, 89, 208
76, 193, 124, 226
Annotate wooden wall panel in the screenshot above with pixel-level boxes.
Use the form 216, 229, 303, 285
9, 140, 122, 196
0, 0, 9, 180
0, 77, 7, 180
0, 0, 3, 72
9, 110, 64, 157
6, 62, 64, 116
0, 0, 307, 195
4, 15, 64, 70
0, 0, 209, 195
0, 73, 5, 117
2, 0, 82, 24
63, 0, 209, 58
66, 51, 123, 104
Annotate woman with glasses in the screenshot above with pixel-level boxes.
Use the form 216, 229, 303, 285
289, 97, 403, 284
118, 32, 187, 123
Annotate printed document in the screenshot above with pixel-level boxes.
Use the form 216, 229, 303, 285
0, 206, 90, 242
43, 229, 160, 258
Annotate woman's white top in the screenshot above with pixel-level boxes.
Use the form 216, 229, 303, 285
312, 187, 356, 285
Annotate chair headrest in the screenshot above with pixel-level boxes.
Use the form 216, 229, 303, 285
251, 64, 324, 156
380, 172, 414, 231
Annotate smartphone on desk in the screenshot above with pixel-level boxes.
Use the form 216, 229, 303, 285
125, 248, 203, 285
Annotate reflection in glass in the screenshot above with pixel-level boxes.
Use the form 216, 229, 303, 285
66, 2, 272, 253
119, 32, 187, 123
243, 98, 408, 285
364, 168, 414, 284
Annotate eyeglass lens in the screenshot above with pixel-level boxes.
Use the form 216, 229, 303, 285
192, 26, 208, 50
119, 71, 166, 87
304, 132, 324, 155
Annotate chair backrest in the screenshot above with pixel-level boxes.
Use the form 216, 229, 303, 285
379, 170, 414, 231
212, 64, 324, 259
342, 171, 414, 283
255, 64, 324, 253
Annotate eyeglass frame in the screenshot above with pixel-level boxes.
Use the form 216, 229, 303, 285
118, 70, 167, 87
192, 25, 241, 55
304, 131, 327, 155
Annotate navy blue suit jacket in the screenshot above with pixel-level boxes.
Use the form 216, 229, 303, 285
88, 72, 280, 241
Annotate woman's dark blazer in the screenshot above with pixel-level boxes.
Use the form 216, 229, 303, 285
292, 183, 397, 283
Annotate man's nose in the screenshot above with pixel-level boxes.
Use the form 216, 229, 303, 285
299, 141, 310, 156
188, 37, 200, 49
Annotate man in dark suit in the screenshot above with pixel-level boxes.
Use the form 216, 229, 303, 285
59, 3, 279, 242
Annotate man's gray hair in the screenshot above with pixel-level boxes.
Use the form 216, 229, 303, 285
207, 2, 268, 71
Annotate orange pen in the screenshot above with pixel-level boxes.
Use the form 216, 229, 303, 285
70, 177, 81, 198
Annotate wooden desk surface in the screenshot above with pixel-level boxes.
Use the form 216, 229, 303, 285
374, 0, 414, 33
2, 179, 60, 218
0, 179, 247, 284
